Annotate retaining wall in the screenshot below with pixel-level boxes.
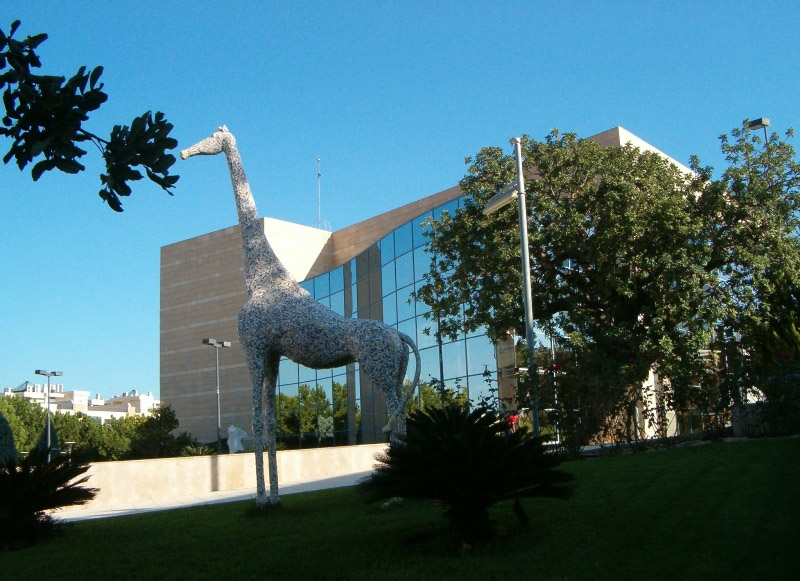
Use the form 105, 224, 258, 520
81, 443, 386, 509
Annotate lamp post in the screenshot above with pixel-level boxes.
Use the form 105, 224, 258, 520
203, 338, 231, 452
482, 137, 540, 436
34, 369, 62, 463
748, 117, 770, 145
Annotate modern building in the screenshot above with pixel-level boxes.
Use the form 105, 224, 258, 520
2, 383, 159, 423
161, 127, 689, 446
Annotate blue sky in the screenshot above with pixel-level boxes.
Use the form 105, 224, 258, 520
2, 1, 798, 398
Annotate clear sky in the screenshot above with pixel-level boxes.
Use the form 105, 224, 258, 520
2, 1, 798, 399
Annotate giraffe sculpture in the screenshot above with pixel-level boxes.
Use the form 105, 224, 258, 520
181, 127, 421, 506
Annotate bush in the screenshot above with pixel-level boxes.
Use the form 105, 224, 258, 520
358, 404, 574, 547
0, 447, 97, 550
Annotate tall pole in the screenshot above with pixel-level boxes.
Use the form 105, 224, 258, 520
35, 369, 62, 463
215, 346, 221, 452
203, 338, 230, 452
46, 374, 51, 461
513, 137, 540, 437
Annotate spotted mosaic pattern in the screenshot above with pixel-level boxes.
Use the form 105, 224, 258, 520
182, 127, 420, 506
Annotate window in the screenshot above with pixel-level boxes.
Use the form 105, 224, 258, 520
279, 383, 299, 398
381, 261, 396, 295
398, 318, 417, 348
330, 291, 345, 316
434, 198, 459, 221
380, 234, 394, 265
395, 251, 414, 289
299, 364, 316, 384
396, 284, 416, 322
330, 267, 344, 294
416, 318, 439, 349
300, 279, 314, 297
279, 358, 299, 385
466, 335, 496, 377
316, 376, 333, 402
382, 293, 397, 325
419, 347, 442, 384
413, 246, 431, 283
394, 221, 413, 256
441, 340, 467, 379
315, 272, 330, 298
412, 211, 433, 249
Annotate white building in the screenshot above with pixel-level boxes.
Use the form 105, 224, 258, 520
2, 383, 159, 424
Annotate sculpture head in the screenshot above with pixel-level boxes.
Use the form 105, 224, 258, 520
180, 126, 234, 159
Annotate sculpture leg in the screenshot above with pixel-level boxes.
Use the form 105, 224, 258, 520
263, 354, 281, 505
246, 352, 269, 507
368, 358, 403, 441
377, 338, 411, 442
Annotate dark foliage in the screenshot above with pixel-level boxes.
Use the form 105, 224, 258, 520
0, 20, 178, 211
358, 404, 573, 546
0, 447, 97, 550
0, 412, 17, 464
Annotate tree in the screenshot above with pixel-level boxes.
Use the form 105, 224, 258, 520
276, 392, 301, 441
0, 396, 44, 453
416, 123, 800, 442
1, 20, 178, 211
32, 416, 59, 458
298, 384, 332, 444
0, 397, 198, 460
0, 412, 17, 465
404, 379, 470, 414
696, 124, 800, 433
128, 405, 193, 458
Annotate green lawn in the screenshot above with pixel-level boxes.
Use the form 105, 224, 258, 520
6, 437, 799, 579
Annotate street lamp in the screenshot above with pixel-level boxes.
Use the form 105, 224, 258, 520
748, 117, 770, 145
203, 338, 231, 452
34, 369, 62, 463
482, 137, 540, 436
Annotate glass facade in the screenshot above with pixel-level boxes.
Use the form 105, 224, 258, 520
274, 196, 502, 447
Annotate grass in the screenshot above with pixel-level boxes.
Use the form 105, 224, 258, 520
5, 437, 799, 579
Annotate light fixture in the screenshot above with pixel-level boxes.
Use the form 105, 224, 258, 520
203, 338, 231, 451
34, 369, 63, 462
482, 138, 539, 436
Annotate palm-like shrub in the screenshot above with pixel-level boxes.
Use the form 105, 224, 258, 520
180, 443, 215, 456
0, 447, 97, 550
358, 404, 573, 546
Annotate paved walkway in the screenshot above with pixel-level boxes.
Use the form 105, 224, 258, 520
52, 471, 372, 523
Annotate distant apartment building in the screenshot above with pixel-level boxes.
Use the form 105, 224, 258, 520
2, 383, 159, 423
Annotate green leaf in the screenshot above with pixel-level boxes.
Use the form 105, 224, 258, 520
89, 65, 103, 88
26, 32, 48, 50
31, 158, 56, 180
55, 158, 84, 174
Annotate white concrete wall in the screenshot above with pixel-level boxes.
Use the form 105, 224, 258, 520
263, 217, 332, 281
79, 443, 386, 509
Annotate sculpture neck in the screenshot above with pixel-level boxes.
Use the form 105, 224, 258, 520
222, 138, 297, 295
223, 141, 259, 227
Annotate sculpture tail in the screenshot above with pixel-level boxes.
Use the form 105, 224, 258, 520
382, 331, 422, 436
397, 331, 421, 411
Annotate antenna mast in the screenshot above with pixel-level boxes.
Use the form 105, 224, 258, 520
316, 157, 331, 231
317, 157, 322, 226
